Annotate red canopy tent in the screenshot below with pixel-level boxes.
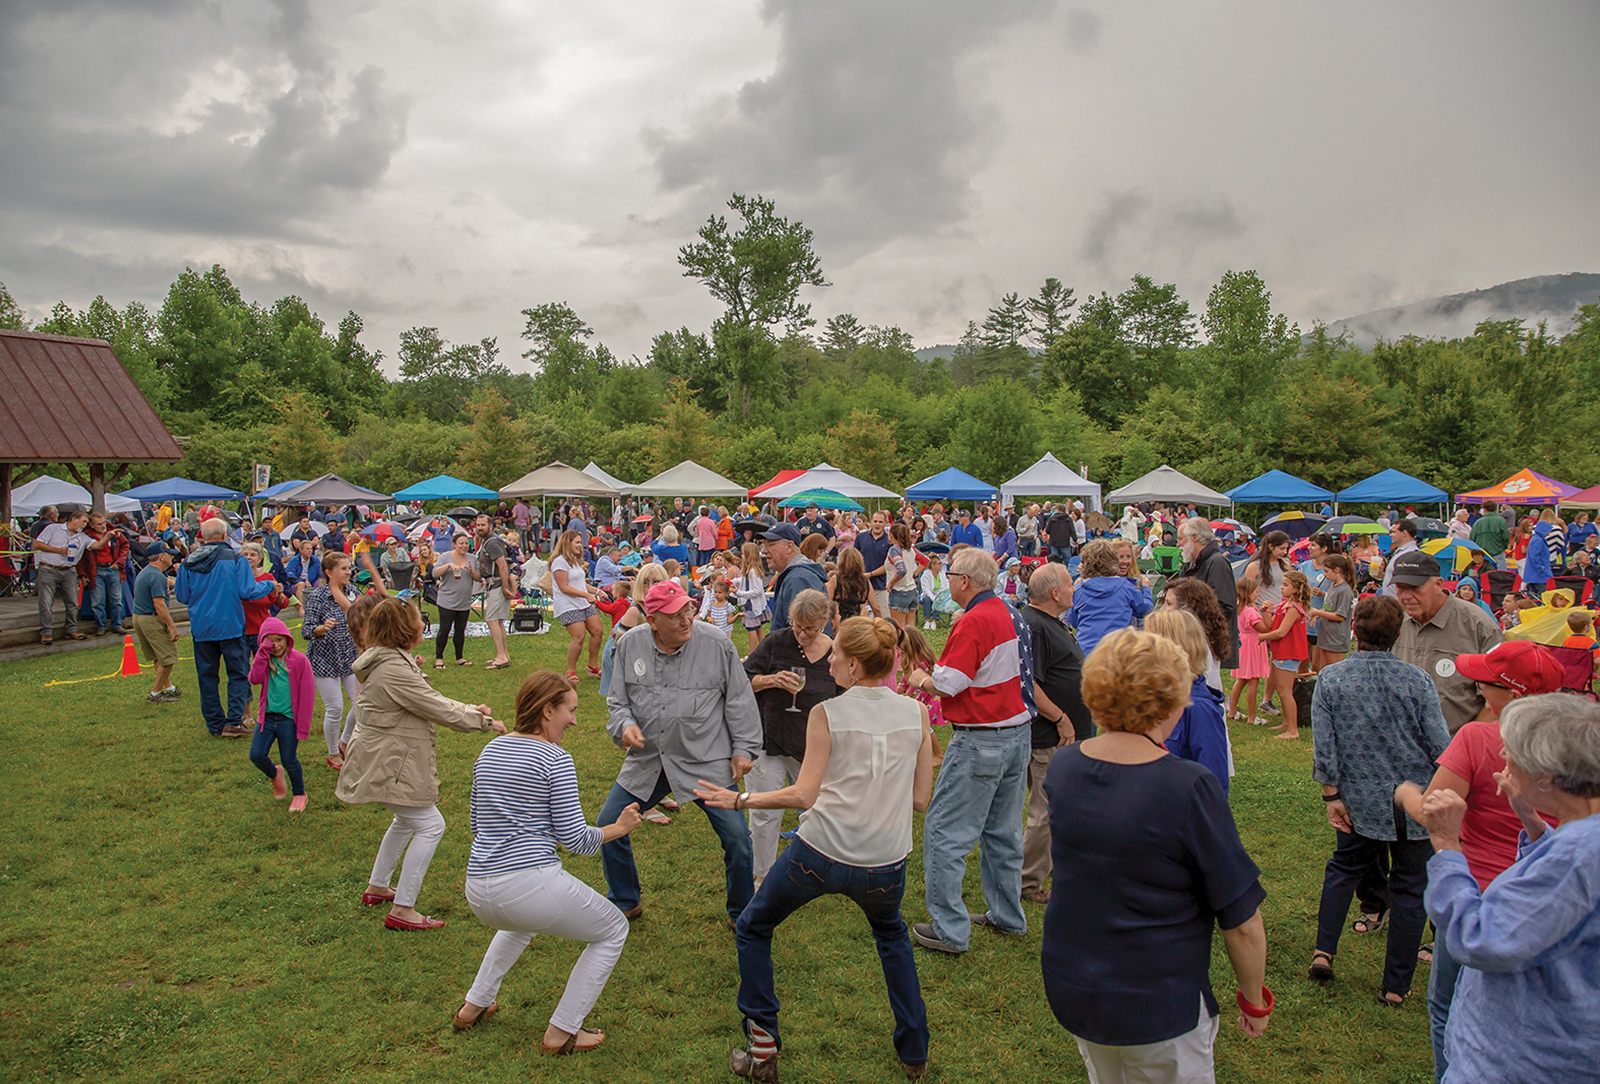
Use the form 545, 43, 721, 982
748, 469, 807, 498
1558, 484, 1600, 510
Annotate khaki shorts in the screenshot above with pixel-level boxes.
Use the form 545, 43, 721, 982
483, 588, 512, 622
132, 614, 179, 667
871, 589, 890, 619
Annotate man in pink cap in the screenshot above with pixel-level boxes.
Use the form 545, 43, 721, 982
1394, 638, 1564, 1082
598, 580, 762, 927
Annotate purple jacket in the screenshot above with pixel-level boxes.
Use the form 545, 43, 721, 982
248, 616, 316, 739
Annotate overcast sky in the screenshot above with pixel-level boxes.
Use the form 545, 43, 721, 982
3, 0, 1597, 373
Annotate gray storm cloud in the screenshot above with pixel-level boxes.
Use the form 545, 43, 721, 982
644, 0, 1053, 255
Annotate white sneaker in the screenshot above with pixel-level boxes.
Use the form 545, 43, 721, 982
923, 620, 936, 630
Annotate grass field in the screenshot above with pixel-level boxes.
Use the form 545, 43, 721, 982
0, 625, 1435, 1084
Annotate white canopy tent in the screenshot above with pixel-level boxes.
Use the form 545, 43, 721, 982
1107, 465, 1232, 507
758, 462, 899, 501
582, 461, 633, 495
1000, 453, 1103, 512
629, 460, 747, 500
12, 474, 141, 517
499, 461, 619, 500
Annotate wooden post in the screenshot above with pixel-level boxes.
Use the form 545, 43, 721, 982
90, 463, 106, 515
1, 463, 11, 534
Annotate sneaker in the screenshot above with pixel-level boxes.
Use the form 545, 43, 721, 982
729, 1048, 779, 1082
922, 620, 936, 630
911, 922, 965, 954
162, 686, 183, 700
145, 690, 167, 704
1260, 701, 1281, 716
970, 912, 1025, 937
109, 625, 127, 635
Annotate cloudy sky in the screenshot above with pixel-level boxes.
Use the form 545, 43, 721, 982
3, 0, 1597, 371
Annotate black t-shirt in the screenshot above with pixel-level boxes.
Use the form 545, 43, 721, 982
1042, 748, 1265, 1046
742, 628, 840, 760
1021, 605, 1094, 748
1045, 513, 1075, 548
477, 536, 508, 586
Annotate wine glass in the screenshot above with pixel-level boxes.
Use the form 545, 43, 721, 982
786, 665, 807, 712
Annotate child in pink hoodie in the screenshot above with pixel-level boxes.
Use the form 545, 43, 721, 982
248, 615, 316, 811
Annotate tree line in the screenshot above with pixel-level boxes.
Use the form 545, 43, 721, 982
3, 192, 1597, 500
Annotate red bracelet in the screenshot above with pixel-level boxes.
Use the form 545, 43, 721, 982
1236, 985, 1273, 1018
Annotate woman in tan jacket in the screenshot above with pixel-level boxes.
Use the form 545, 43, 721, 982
336, 597, 505, 931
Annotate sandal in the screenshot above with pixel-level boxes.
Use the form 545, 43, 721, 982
642, 809, 673, 826
1308, 950, 1334, 984
542, 1026, 605, 1054
1376, 989, 1410, 1007
485, 661, 510, 670
1418, 942, 1434, 964
452, 1000, 499, 1031
1352, 911, 1387, 935
659, 798, 681, 812
564, 671, 579, 682
457, 659, 472, 667
434, 660, 445, 670
39, 635, 53, 646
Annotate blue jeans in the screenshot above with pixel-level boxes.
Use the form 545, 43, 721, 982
598, 635, 618, 698
90, 566, 123, 630
922, 725, 1031, 950
249, 711, 305, 795
919, 599, 937, 623
193, 637, 251, 734
736, 837, 929, 1066
1018, 538, 1038, 558
1047, 544, 1072, 563
1428, 927, 1462, 1082
597, 771, 753, 923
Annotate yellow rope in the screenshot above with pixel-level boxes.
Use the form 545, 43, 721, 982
41, 618, 303, 687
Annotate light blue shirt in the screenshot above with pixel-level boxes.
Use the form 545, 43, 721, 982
1426, 815, 1600, 1083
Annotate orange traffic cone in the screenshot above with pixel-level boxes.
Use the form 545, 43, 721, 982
120, 634, 142, 677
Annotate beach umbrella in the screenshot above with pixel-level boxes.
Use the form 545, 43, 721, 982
632, 514, 654, 523
279, 520, 329, 541
361, 522, 408, 544
407, 518, 467, 542
777, 488, 866, 512
1339, 522, 1387, 535
1422, 536, 1484, 573
1260, 511, 1329, 540
1325, 515, 1377, 534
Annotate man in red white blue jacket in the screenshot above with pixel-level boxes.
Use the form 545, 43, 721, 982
907, 547, 1035, 954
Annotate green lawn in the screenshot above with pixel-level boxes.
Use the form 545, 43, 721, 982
0, 627, 1433, 1083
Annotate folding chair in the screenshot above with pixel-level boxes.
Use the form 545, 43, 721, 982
1152, 546, 1185, 577
1547, 645, 1598, 700
1548, 576, 1595, 606
1482, 569, 1519, 614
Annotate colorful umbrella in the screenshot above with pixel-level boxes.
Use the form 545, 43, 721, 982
1410, 516, 1449, 539
278, 520, 329, 541
361, 522, 408, 544
777, 488, 866, 511
1325, 515, 1377, 534
1339, 522, 1387, 535
1209, 518, 1256, 537
1421, 536, 1484, 573
1260, 511, 1329, 540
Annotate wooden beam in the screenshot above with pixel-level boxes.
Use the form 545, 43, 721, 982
1, 463, 11, 532
90, 463, 106, 515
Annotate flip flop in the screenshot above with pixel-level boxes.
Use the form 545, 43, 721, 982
434, 660, 445, 670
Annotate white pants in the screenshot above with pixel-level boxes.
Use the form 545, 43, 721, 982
745, 752, 802, 880
370, 804, 446, 908
315, 673, 360, 756
464, 866, 629, 1034
1073, 999, 1219, 1084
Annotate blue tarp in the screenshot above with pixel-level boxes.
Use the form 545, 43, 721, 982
117, 477, 246, 502
905, 467, 997, 502
1335, 468, 1447, 504
1225, 469, 1335, 503
253, 479, 309, 500
391, 475, 501, 502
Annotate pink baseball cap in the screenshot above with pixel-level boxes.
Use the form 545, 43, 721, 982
643, 580, 693, 615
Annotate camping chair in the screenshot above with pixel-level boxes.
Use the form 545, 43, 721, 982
1548, 576, 1596, 606
1482, 569, 1520, 614
1152, 546, 1184, 577
1547, 645, 1598, 700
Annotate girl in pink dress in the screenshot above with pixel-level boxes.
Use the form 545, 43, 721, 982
1227, 576, 1270, 725
897, 624, 945, 763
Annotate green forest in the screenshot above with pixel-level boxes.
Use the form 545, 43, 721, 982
5, 194, 1598, 499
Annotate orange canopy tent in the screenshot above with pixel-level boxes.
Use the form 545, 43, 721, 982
1456, 469, 1581, 507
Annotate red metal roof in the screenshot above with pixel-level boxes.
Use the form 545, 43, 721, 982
0, 330, 182, 463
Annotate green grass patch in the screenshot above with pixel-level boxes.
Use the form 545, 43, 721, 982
0, 631, 1432, 1082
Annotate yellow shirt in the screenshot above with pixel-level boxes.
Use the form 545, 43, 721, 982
156, 505, 172, 531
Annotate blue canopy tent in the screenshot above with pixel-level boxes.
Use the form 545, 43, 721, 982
905, 467, 997, 502
254, 479, 310, 501
1335, 468, 1448, 514
1225, 469, 1335, 504
392, 475, 500, 503
117, 477, 246, 502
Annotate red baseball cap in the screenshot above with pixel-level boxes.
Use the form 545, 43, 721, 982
643, 580, 693, 615
1455, 641, 1565, 696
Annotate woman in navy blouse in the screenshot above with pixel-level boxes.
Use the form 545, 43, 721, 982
1043, 628, 1270, 1080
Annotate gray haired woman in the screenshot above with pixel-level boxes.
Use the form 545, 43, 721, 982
1415, 694, 1600, 1083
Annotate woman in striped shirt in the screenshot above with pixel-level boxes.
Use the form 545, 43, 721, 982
454, 672, 644, 1055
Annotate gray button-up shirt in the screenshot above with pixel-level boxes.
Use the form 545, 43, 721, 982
607, 622, 762, 798
1394, 595, 1503, 733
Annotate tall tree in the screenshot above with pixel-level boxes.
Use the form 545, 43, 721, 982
453, 389, 528, 488
1116, 274, 1195, 370
520, 302, 610, 403
822, 313, 865, 364
678, 193, 828, 333
653, 378, 720, 473
268, 391, 342, 480
0, 281, 27, 329
1026, 277, 1076, 351
827, 409, 900, 489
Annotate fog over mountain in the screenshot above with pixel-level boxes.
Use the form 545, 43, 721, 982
1319, 273, 1600, 347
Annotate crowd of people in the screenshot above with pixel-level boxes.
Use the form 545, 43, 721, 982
13, 487, 1600, 1083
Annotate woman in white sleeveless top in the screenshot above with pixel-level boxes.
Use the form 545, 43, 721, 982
695, 616, 934, 1081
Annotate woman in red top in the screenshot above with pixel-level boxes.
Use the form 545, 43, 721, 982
1393, 640, 1564, 1083
1257, 570, 1309, 740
